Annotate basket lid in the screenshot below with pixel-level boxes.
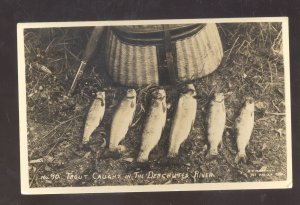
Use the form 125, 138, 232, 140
111, 24, 206, 45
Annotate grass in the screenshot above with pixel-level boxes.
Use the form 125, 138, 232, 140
24, 22, 286, 188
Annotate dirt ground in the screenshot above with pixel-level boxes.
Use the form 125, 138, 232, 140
23, 22, 287, 188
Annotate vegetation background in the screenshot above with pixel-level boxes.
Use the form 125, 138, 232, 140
24, 22, 286, 187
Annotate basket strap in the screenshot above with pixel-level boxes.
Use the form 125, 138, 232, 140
163, 25, 177, 84
111, 24, 205, 46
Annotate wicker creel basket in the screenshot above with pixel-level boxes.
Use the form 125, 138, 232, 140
105, 23, 223, 87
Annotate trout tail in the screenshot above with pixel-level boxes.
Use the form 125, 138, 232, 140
109, 145, 126, 153
167, 144, 180, 158
235, 152, 248, 164
209, 147, 219, 156
137, 152, 149, 163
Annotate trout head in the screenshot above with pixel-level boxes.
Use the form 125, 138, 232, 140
213, 93, 224, 103
96, 91, 105, 106
151, 88, 166, 101
151, 88, 166, 112
125, 89, 136, 108
125, 89, 137, 99
243, 97, 255, 112
181, 84, 196, 97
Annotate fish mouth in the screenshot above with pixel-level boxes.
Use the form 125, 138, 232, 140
182, 87, 196, 96
151, 88, 166, 99
186, 89, 196, 96
154, 96, 166, 101
213, 93, 224, 102
96, 91, 105, 99
126, 89, 137, 98
181, 84, 196, 93
245, 97, 254, 104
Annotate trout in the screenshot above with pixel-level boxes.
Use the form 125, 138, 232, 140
82, 91, 105, 144
207, 93, 226, 156
137, 88, 167, 162
109, 89, 137, 153
168, 84, 197, 157
235, 97, 255, 163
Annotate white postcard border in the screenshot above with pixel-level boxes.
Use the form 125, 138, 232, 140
17, 17, 292, 195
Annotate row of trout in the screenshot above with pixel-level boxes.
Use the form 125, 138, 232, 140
82, 84, 255, 164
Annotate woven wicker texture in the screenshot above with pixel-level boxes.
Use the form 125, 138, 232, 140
176, 23, 223, 81
106, 29, 159, 86
115, 24, 198, 33
105, 24, 223, 86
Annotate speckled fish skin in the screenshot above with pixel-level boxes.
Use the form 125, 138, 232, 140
235, 97, 255, 163
82, 91, 105, 144
168, 84, 197, 158
137, 88, 167, 162
109, 89, 137, 152
207, 93, 226, 156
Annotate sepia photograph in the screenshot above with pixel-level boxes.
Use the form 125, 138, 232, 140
17, 17, 292, 194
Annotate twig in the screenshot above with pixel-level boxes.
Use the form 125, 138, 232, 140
271, 29, 282, 53
272, 100, 281, 112
29, 158, 44, 164
226, 36, 240, 62
45, 38, 56, 53
256, 117, 269, 122
131, 114, 143, 128
265, 112, 285, 116
131, 105, 145, 127
218, 25, 227, 37
226, 118, 233, 124
46, 121, 73, 156
64, 48, 68, 74
24, 43, 31, 54
253, 127, 268, 130
268, 61, 273, 85
39, 115, 83, 141
235, 40, 247, 54
48, 58, 64, 64
35, 62, 52, 74
64, 46, 81, 61
29, 165, 43, 187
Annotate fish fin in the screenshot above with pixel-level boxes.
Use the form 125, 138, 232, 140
82, 139, 89, 145
137, 151, 149, 163
130, 101, 135, 108
100, 99, 105, 106
162, 102, 166, 113
219, 141, 224, 149
117, 145, 126, 153
136, 156, 148, 163
167, 152, 177, 159
82, 129, 92, 144
206, 151, 218, 160
235, 153, 248, 164
209, 149, 219, 157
